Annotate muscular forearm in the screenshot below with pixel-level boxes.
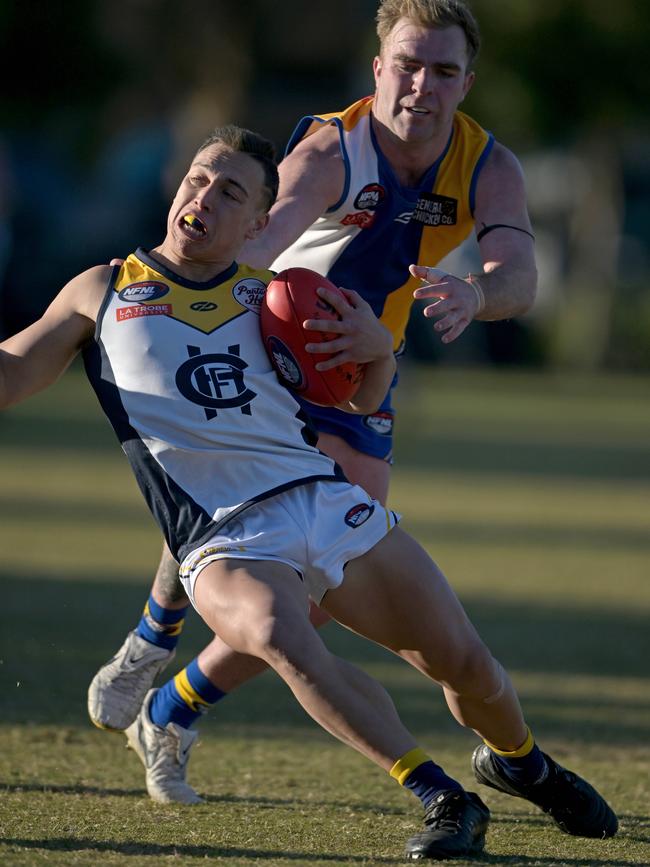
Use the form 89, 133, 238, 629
344, 354, 396, 415
471, 259, 537, 322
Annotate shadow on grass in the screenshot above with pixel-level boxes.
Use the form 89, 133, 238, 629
0, 781, 407, 816
0, 837, 402, 863
2, 573, 648, 746
1, 835, 641, 865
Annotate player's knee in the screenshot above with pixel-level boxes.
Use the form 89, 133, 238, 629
439, 637, 496, 695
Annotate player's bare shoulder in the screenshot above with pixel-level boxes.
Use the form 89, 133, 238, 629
280, 122, 345, 207
56, 264, 114, 325
476, 142, 527, 204
474, 141, 531, 226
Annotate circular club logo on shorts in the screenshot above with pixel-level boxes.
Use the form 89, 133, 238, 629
266, 335, 304, 389
344, 503, 375, 528
363, 410, 393, 436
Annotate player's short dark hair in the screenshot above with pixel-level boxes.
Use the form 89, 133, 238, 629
376, 0, 480, 68
196, 125, 279, 211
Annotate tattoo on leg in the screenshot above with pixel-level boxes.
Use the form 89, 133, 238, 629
154, 547, 187, 604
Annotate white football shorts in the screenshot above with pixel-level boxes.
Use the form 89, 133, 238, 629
179, 480, 400, 606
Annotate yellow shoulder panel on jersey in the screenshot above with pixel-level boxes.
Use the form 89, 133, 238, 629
113, 254, 272, 335
302, 96, 374, 139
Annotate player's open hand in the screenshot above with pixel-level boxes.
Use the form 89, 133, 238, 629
410, 264, 484, 343
303, 286, 393, 371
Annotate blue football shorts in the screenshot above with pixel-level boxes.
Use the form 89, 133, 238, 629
299, 371, 398, 461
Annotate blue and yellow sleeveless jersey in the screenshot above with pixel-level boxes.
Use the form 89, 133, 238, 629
271, 95, 494, 352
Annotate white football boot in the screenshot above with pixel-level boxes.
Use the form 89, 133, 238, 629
87, 630, 175, 731
125, 689, 203, 804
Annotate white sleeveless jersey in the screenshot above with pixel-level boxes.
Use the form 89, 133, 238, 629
83, 248, 342, 562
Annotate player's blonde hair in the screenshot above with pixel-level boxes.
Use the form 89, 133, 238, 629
376, 0, 480, 67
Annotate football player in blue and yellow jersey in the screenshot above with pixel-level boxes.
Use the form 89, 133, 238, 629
2, 122, 616, 860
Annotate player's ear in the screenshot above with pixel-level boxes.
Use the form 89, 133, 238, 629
373, 55, 383, 84
245, 212, 270, 240
461, 70, 475, 101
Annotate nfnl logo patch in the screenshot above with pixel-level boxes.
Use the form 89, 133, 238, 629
363, 411, 393, 436
117, 304, 172, 321
118, 281, 169, 302
412, 193, 458, 227
354, 183, 385, 210
344, 503, 375, 528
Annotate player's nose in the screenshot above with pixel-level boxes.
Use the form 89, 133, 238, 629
412, 67, 433, 95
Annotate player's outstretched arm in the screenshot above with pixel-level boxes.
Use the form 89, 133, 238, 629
0, 265, 110, 409
411, 143, 537, 344
240, 124, 345, 268
303, 285, 395, 415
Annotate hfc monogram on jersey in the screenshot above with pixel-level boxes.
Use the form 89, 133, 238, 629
175, 344, 257, 420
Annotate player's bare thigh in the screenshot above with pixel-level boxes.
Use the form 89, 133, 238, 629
192, 557, 312, 658
317, 431, 390, 504
320, 525, 485, 681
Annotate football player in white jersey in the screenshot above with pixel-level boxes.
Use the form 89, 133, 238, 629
1, 124, 616, 859
87, 0, 541, 782
0, 127, 617, 859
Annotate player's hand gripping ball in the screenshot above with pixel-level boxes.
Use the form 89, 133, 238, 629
261, 268, 364, 406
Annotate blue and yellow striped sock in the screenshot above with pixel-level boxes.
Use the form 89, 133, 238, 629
390, 747, 463, 809
149, 658, 227, 729
485, 727, 548, 785
135, 594, 188, 651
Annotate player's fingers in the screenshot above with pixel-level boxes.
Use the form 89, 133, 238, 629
305, 337, 348, 354
413, 281, 450, 300
110, 258, 125, 266
314, 352, 351, 371
440, 318, 471, 344
303, 317, 347, 333
316, 285, 352, 312
410, 264, 449, 283
336, 286, 367, 309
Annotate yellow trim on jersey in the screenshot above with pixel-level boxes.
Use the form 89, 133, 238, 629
174, 668, 211, 711
390, 747, 431, 785
380, 111, 490, 347
114, 253, 273, 335
303, 95, 374, 138
485, 727, 535, 758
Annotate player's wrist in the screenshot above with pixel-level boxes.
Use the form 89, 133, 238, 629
466, 274, 486, 316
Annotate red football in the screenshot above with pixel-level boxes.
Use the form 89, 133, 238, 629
261, 268, 364, 407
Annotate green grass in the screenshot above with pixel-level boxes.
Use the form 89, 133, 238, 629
1, 362, 649, 866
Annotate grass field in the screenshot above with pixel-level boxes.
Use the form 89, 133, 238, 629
1, 362, 649, 866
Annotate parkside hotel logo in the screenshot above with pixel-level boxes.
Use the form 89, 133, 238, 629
232, 278, 266, 313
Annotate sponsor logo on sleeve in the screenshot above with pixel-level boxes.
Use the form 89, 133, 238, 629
344, 503, 375, 528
